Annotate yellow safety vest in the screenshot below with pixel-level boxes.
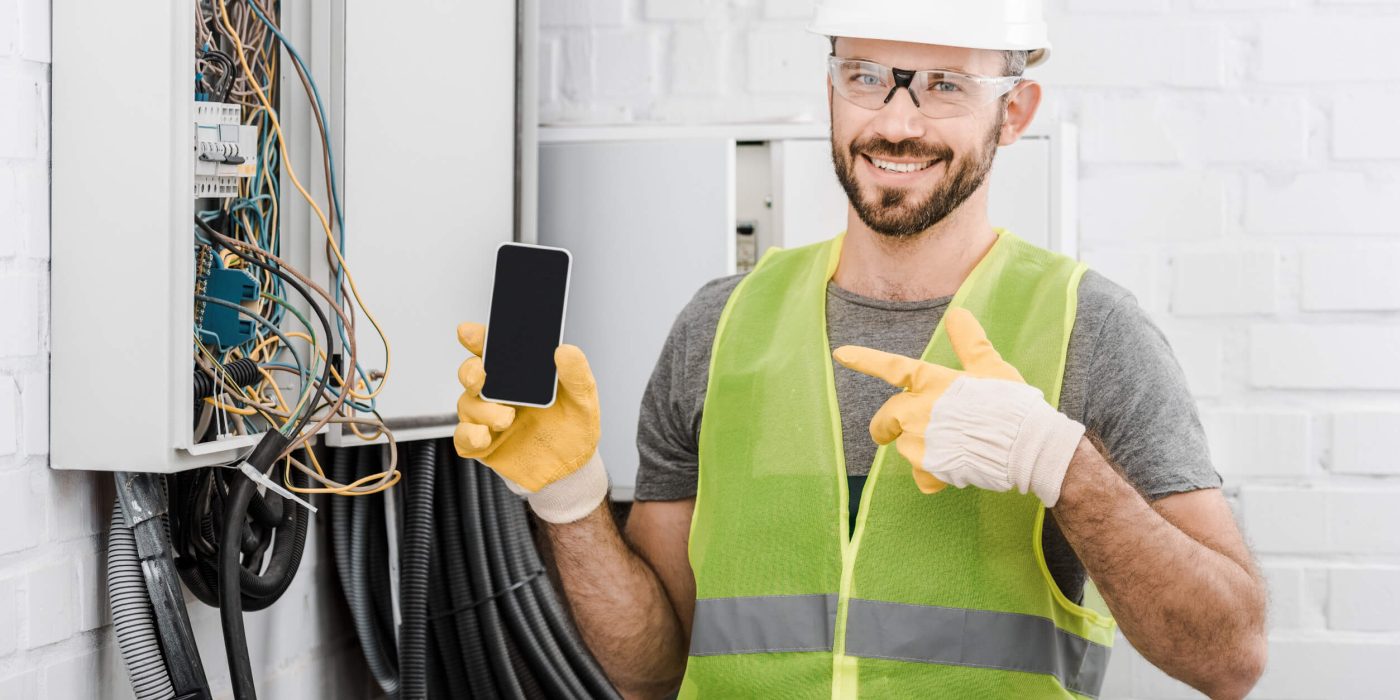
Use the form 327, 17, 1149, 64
680, 229, 1116, 699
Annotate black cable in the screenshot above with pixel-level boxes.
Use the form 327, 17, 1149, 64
461, 457, 526, 699
480, 460, 580, 699
347, 446, 401, 697
218, 471, 259, 700
400, 441, 436, 700
199, 49, 235, 103
195, 214, 338, 440
484, 452, 621, 700
435, 452, 499, 698
426, 516, 469, 699
194, 357, 260, 400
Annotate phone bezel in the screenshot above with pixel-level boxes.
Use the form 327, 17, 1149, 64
478, 241, 573, 409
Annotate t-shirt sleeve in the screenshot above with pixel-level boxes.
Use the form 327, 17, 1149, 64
632, 275, 747, 501
633, 302, 705, 502
1081, 295, 1224, 500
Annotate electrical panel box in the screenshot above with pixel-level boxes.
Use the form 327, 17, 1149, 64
538, 123, 1078, 497
50, 0, 533, 472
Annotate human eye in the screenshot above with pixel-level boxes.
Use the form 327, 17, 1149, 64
853, 71, 883, 86
922, 73, 970, 94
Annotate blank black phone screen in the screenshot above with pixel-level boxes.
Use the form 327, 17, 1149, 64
482, 244, 571, 406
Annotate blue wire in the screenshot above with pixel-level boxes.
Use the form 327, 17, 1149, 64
248, 1, 379, 411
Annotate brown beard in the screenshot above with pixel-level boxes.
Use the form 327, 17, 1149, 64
831, 110, 1005, 239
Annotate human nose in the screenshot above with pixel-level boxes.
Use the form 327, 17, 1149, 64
870, 86, 927, 143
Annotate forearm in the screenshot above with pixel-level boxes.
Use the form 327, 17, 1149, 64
542, 503, 689, 698
1052, 438, 1267, 699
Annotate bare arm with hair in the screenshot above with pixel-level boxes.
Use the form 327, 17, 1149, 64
541, 499, 697, 699
1053, 436, 1268, 699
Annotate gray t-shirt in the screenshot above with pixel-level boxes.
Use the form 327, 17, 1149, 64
634, 268, 1222, 603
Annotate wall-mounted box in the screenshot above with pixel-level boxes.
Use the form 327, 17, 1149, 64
51, 0, 532, 471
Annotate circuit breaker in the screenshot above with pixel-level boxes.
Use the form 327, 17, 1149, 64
193, 102, 258, 198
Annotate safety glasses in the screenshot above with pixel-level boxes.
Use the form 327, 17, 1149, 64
827, 56, 1025, 120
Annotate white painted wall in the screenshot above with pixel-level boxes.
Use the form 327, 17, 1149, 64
0, 2, 370, 697
6, 0, 1398, 697
541, 0, 1400, 698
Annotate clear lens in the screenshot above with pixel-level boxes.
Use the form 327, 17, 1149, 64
828, 58, 1023, 120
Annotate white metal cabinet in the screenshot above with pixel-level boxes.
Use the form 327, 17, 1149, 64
50, 1, 318, 471
50, 0, 531, 470
537, 138, 735, 497
322, 0, 526, 444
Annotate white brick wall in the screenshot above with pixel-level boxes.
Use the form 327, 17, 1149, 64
0, 3, 366, 698
541, 0, 1400, 697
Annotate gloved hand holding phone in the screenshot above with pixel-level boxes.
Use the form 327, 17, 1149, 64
834, 308, 1085, 507
454, 321, 608, 523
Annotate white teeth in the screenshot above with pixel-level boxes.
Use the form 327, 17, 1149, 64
870, 157, 936, 173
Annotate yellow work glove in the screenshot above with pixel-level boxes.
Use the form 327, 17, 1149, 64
833, 308, 1085, 506
454, 322, 607, 523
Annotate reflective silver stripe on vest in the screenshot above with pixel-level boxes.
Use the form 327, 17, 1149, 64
689, 594, 838, 656
843, 599, 1112, 697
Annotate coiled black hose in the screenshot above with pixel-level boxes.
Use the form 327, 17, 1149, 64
426, 524, 469, 698
400, 441, 437, 700
479, 464, 583, 699
433, 452, 499, 699
330, 439, 623, 699
498, 476, 619, 699
345, 447, 401, 698
461, 455, 527, 700
107, 502, 178, 700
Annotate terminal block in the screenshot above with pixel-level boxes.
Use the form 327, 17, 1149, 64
195, 246, 260, 350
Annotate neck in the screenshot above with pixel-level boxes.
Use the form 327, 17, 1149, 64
831, 187, 998, 302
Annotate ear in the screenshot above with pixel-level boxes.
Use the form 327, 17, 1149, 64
998, 80, 1042, 147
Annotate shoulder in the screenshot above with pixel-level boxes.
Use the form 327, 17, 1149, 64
1073, 269, 1138, 328
1068, 269, 1155, 359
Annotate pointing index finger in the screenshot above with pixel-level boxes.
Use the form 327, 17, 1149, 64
833, 345, 958, 393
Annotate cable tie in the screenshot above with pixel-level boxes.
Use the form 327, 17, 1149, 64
428, 569, 546, 621
236, 460, 318, 514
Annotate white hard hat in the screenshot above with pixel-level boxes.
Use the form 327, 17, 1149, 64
808, 0, 1051, 69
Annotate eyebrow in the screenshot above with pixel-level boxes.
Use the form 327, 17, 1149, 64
837, 55, 973, 73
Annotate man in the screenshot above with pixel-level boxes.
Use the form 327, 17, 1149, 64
455, 1, 1268, 697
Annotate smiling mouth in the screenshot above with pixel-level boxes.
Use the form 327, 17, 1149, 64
864, 154, 941, 174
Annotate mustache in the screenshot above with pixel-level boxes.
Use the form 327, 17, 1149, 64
850, 137, 953, 163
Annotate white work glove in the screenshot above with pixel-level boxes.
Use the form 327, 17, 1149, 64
498, 451, 610, 524
833, 308, 1085, 507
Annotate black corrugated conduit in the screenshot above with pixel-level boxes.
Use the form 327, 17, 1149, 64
399, 440, 438, 700
332, 445, 401, 698
329, 439, 622, 699
107, 502, 179, 700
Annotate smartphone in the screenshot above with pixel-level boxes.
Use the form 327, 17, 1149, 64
480, 242, 573, 408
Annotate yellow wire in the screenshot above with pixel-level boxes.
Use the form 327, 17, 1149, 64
254, 366, 291, 414
203, 397, 258, 416
284, 447, 400, 496
216, 0, 393, 402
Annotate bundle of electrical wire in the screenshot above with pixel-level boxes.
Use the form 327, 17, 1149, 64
331, 440, 622, 700
164, 3, 404, 699
191, 0, 397, 495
